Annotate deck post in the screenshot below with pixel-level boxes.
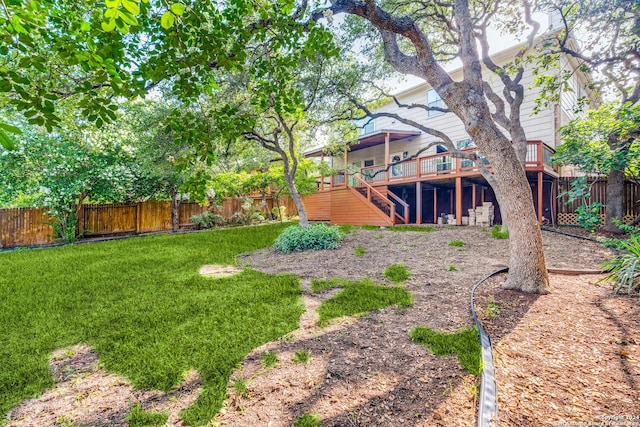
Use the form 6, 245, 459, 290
537, 172, 543, 223
552, 178, 557, 225
384, 132, 390, 182
455, 177, 462, 225
433, 187, 437, 224
416, 181, 422, 224
472, 184, 477, 209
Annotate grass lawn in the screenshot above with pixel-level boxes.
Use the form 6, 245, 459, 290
311, 278, 412, 327
0, 222, 302, 425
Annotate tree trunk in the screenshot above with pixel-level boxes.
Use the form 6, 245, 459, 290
171, 186, 180, 233
462, 120, 549, 293
261, 189, 273, 220
74, 192, 88, 239
603, 168, 625, 233
284, 172, 308, 227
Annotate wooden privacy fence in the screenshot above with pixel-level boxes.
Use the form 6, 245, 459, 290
557, 177, 640, 225
0, 197, 297, 249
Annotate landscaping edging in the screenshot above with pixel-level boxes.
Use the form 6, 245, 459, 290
470, 267, 507, 427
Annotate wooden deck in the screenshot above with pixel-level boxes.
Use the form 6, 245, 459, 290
319, 140, 556, 189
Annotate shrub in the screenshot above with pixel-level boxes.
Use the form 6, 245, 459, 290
602, 234, 640, 297
448, 240, 465, 247
491, 225, 509, 239
383, 263, 410, 284
191, 212, 219, 229
273, 224, 344, 253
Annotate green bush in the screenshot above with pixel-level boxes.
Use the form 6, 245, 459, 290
273, 224, 344, 253
491, 225, 509, 239
191, 212, 219, 229
602, 234, 640, 297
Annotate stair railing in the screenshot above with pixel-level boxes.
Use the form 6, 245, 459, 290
386, 190, 410, 224
349, 174, 396, 223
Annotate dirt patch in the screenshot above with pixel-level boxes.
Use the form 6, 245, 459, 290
199, 264, 243, 278
7, 345, 201, 427
7, 226, 633, 426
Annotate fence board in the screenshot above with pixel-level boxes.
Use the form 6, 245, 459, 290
83, 203, 137, 236
138, 201, 172, 233
557, 177, 639, 224
0, 208, 55, 248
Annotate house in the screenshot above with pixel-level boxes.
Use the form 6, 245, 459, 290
303, 41, 594, 227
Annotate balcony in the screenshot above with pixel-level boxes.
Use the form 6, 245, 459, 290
317, 141, 555, 190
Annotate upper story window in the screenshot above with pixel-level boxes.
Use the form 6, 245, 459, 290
354, 117, 375, 135
427, 89, 445, 117
456, 139, 475, 150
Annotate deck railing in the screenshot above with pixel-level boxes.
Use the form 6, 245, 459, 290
356, 140, 554, 183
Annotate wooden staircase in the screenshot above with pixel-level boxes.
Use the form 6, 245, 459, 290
350, 175, 409, 225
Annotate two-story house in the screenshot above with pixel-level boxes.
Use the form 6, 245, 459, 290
303, 42, 593, 227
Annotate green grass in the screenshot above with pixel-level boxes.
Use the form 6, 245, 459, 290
317, 278, 412, 327
448, 240, 465, 247
292, 349, 311, 364
127, 403, 169, 427
310, 277, 352, 293
261, 351, 278, 368
294, 413, 320, 427
491, 225, 509, 239
0, 222, 303, 425
383, 263, 411, 284
354, 245, 366, 257
360, 225, 435, 233
409, 326, 481, 376
446, 264, 457, 271
233, 378, 249, 397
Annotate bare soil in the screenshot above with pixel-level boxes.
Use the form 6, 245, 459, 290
7, 226, 639, 426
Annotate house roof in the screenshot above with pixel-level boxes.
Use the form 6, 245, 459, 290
305, 129, 421, 157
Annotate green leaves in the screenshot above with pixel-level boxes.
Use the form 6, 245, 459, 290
160, 4, 185, 29
170, 3, 185, 16
160, 11, 175, 29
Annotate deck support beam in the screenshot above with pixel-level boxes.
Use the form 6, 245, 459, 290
472, 184, 476, 209
552, 178, 557, 225
416, 181, 422, 224
537, 172, 543, 224
384, 132, 390, 182
433, 187, 437, 224
455, 177, 462, 225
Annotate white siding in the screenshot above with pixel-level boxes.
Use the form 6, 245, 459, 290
347, 52, 558, 166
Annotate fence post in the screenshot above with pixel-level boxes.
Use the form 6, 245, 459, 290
136, 202, 142, 234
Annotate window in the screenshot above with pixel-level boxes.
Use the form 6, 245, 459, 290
457, 139, 476, 168
427, 89, 445, 117
354, 117, 375, 135
456, 139, 475, 149
364, 159, 375, 167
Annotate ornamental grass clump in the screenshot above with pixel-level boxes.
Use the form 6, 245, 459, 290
602, 234, 640, 297
273, 224, 344, 253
